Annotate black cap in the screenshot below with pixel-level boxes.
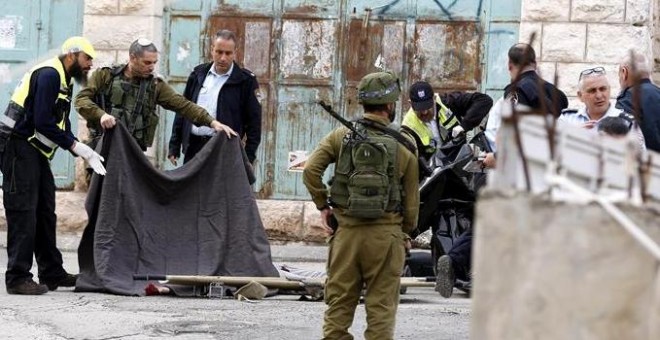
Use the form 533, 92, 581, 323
409, 81, 434, 111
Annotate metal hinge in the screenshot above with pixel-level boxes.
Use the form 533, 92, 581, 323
36, 19, 42, 30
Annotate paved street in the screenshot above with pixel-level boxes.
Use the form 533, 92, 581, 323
0, 236, 471, 340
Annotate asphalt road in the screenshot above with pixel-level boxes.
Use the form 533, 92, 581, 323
0, 247, 471, 340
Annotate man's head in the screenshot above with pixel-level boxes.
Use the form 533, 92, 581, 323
357, 71, 401, 122
127, 38, 159, 79
212, 30, 237, 74
597, 116, 632, 138
507, 43, 536, 81
618, 50, 651, 89
59, 36, 96, 85
408, 81, 435, 122
577, 67, 611, 119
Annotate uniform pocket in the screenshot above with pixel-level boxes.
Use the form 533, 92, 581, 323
386, 232, 406, 277
2, 153, 31, 211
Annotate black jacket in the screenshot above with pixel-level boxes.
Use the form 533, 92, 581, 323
616, 79, 660, 152
504, 70, 568, 117
168, 62, 262, 162
439, 91, 493, 131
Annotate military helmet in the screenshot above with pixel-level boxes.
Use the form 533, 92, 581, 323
61, 36, 97, 59
357, 71, 401, 105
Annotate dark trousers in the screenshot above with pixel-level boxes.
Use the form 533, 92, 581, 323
448, 228, 472, 281
183, 134, 212, 164
2, 138, 66, 287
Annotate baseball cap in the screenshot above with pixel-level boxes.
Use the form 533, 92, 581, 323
409, 81, 434, 112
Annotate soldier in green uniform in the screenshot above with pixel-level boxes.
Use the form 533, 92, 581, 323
303, 71, 419, 340
75, 38, 236, 151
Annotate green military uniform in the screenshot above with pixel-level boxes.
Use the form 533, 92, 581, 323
303, 72, 419, 340
75, 65, 214, 150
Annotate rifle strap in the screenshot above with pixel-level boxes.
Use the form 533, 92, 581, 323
358, 119, 417, 155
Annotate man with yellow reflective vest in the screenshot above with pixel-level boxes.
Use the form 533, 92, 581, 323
0, 37, 105, 295
401, 81, 493, 162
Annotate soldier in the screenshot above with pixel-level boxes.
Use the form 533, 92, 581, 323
75, 38, 236, 153
0, 37, 105, 295
303, 71, 419, 339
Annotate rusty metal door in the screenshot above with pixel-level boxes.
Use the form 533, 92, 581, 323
162, 0, 520, 200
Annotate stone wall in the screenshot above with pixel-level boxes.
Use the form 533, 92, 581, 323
654, 0, 660, 83
519, 0, 656, 107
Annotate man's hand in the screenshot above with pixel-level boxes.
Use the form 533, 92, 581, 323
451, 125, 465, 138
582, 120, 597, 129
483, 152, 496, 169
168, 155, 178, 166
210, 120, 238, 138
71, 141, 106, 176
100, 113, 117, 129
319, 207, 335, 236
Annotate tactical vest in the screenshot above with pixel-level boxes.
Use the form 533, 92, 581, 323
93, 66, 158, 150
329, 121, 402, 219
0, 57, 72, 159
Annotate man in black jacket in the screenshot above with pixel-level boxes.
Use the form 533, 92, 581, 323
168, 29, 262, 165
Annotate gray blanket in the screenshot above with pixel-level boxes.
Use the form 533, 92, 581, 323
76, 123, 278, 295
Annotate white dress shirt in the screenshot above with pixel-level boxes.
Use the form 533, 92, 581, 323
191, 63, 233, 136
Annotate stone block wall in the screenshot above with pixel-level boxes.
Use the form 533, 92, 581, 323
519, 0, 656, 107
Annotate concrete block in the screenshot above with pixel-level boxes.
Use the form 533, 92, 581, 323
626, 0, 651, 25
257, 200, 304, 241
120, 0, 163, 16
586, 24, 651, 63
571, 0, 625, 22
522, 0, 570, 22
85, 0, 119, 15
541, 23, 586, 62
84, 16, 157, 50
472, 192, 660, 339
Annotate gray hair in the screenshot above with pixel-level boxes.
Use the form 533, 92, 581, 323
214, 29, 237, 44
578, 72, 609, 92
620, 50, 651, 78
129, 38, 158, 57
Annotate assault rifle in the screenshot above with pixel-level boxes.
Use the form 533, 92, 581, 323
316, 101, 367, 140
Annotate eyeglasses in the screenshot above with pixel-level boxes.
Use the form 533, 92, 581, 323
579, 66, 606, 80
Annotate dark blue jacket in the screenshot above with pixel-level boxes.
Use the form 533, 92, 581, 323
504, 70, 568, 117
168, 62, 262, 162
616, 79, 660, 152
13, 68, 76, 150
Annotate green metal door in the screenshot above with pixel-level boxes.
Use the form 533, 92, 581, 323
161, 0, 522, 200
0, 0, 84, 189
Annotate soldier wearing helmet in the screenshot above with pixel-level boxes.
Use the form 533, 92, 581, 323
0, 36, 106, 295
303, 71, 419, 339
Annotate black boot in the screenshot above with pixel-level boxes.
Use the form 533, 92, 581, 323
41, 273, 78, 291
7, 280, 49, 295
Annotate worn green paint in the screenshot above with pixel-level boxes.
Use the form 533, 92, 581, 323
160, 0, 522, 200
0, 0, 83, 189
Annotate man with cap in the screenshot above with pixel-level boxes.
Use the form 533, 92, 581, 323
75, 38, 236, 154
0, 36, 106, 295
402, 81, 492, 162
303, 71, 419, 339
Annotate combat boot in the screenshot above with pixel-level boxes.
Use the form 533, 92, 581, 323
7, 280, 49, 295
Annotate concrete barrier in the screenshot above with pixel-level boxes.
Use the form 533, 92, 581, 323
472, 191, 660, 339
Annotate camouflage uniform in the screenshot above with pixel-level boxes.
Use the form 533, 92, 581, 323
303, 72, 419, 340
75, 65, 214, 150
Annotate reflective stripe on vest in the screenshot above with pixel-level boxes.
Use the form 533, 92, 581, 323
7, 57, 72, 159
402, 109, 435, 155
435, 93, 459, 130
